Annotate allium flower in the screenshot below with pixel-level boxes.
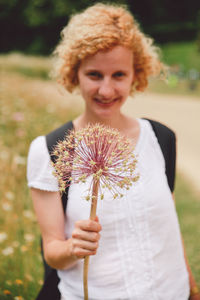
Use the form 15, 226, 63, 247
52, 123, 139, 201
52, 123, 139, 300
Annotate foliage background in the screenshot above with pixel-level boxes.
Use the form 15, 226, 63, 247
1, 0, 200, 54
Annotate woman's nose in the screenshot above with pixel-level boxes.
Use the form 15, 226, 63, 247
98, 79, 115, 99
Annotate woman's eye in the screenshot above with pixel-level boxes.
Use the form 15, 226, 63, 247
113, 72, 125, 78
87, 72, 102, 79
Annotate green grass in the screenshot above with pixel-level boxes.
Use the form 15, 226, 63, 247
147, 41, 200, 96
10, 66, 50, 80
148, 78, 200, 97
160, 41, 200, 72
0, 52, 51, 80
0, 60, 199, 299
175, 175, 200, 281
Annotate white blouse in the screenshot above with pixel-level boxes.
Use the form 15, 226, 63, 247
27, 119, 189, 300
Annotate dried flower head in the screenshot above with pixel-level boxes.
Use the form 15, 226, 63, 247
52, 123, 139, 200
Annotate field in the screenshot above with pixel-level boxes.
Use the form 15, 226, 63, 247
0, 53, 200, 299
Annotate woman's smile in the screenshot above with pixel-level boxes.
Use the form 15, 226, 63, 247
93, 97, 120, 106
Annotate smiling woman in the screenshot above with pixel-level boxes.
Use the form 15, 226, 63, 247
27, 3, 199, 300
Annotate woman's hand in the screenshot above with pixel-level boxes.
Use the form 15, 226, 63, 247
70, 216, 102, 259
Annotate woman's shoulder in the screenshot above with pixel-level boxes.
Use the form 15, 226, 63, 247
28, 135, 47, 157
141, 118, 175, 136
27, 135, 50, 172
27, 135, 59, 191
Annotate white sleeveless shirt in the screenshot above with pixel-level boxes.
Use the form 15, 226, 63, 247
27, 119, 189, 300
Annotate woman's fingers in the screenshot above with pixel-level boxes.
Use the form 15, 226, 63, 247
71, 238, 98, 257
71, 218, 102, 258
73, 247, 97, 257
72, 227, 101, 242
75, 219, 102, 233
73, 238, 99, 251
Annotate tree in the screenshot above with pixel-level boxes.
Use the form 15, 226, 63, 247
0, 0, 199, 54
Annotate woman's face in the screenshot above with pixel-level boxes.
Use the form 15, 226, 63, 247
77, 45, 134, 120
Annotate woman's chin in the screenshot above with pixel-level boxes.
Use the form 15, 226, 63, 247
93, 106, 120, 120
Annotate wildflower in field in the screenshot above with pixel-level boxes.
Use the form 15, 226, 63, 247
3, 290, 11, 295
13, 213, 19, 221
13, 155, 26, 165
0, 150, 9, 161
15, 279, 23, 285
23, 210, 35, 220
14, 296, 24, 300
2, 202, 13, 211
16, 128, 25, 138
6, 280, 12, 286
0, 232, 7, 243
20, 245, 28, 252
12, 112, 24, 122
25, 274, 33, 282
24, 233, 34, 242
38, 279, 43, 285
5, 191, 14, 200
2, 246, 14, 256
12, 241, 20, 248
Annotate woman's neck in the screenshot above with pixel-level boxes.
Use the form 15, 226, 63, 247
73, 112, 140, 147
74, 112, 128, 131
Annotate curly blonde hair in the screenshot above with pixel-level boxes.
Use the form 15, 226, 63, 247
53, 3, 163, 94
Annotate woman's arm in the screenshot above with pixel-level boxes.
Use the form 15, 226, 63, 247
183, 242, 200, 300
31, 188, 101, 270
172, 194, 200, 300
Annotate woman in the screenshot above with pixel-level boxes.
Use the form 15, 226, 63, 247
27, 3, 200, 300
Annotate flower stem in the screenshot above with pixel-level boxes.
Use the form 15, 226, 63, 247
90, 179, 100, 220
83, 178, 100, 300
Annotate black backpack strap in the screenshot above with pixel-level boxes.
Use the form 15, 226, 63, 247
143, 118, 176, 192
46, 120, 74, 211
36, 121, 74, 300
36, 269, 60, 300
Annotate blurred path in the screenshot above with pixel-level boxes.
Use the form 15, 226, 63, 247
122, 93, 200, 194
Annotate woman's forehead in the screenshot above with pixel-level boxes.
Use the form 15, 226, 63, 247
80, 46, 134, 71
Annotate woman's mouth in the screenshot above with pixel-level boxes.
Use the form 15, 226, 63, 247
94, 98, 119, 106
